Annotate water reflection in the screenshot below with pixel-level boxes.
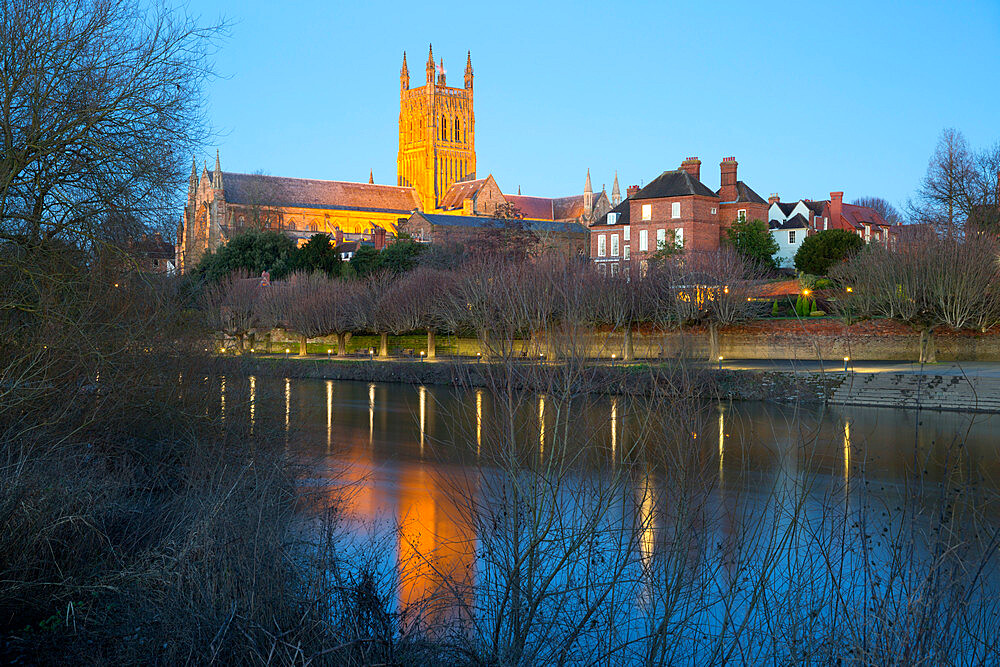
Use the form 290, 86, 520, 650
326, 380, 333, 449
249, 375, 256, 432
239, 378, 1000, 642
611, 397, 618, 457
220, 375, 226, 421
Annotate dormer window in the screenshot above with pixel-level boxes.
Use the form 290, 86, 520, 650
607, 212, 618, 225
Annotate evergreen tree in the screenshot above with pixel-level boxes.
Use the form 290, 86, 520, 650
725, 218, 779, 272
794, 229, 865, 275
193, 230, 297, 282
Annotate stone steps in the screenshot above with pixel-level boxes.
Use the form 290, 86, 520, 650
829, 373, 1000, 413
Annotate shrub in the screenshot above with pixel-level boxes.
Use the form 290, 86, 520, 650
793, 229, 865, 275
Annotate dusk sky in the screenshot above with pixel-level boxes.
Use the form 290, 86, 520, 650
198, 0, 1000, 210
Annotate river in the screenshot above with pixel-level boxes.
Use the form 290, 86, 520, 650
225, 376, 1000, 663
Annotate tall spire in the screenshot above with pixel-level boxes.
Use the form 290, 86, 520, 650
583, 169, 593, 216
400, 51, 409, 90
426, 43, 434, 84
464, 51, 473, 90
611, 171, 621, 205
437, 57, 446, 86
188, 155, 197, 197
213, 150, 222, 189
369, 169, 374, 184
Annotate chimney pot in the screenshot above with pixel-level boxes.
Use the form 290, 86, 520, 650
720, 157, 739, 201
768, 193, 780, 205
626, 185, 640, 198
680, 156, 702, 181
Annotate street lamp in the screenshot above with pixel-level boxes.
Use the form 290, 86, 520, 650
718, 355, 723, 371
327, 348, 332, 360
369, 347, 374, 361
611, 353, 616, 367
476, 352, 481, 362
420, 350, 425, 362
284, 347, 290, 358
846, 286, 853, 293
844, 356, 850, 373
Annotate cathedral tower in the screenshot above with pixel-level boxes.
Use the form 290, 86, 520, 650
397, 45, 476, 211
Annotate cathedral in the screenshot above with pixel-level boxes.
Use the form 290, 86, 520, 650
176, 46, 612, 272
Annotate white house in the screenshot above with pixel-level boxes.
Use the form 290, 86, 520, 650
767, 197, 829, 269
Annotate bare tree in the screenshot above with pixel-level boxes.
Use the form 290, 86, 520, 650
833, 233, 1000, 362
200, 270, 265, 352
0, 0, 223, 248
853, 196, 902, 224
912, 129, 976, 234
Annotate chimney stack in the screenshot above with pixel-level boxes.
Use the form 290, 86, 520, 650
627, 185, 640, 198
768, 193, 780, 205
373, 226, 387, 250
830, 191, 844, 227
720, 157, 738, 202
335, 228, 343, 246
680, 157, 702, 181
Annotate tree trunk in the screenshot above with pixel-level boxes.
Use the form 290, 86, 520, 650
337, 332, 347, 356
427, 329, 436, 359
298, 334, 308, 357
379, 332, 389, 357
707, 322, 720, 362
247, 332, 255, 353
919, 327, 937, 364
266, 332, 272, 354
624, 326, 634, 362
236, 333, 244, 353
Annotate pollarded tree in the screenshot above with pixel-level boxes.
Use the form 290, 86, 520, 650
200, 270, 265, 352
355, 271, 398, 357
275, 272, 363, 356
832, 233, 1000, 363
794, 229, 865, 276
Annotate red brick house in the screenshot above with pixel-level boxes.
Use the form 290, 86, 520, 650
589, 157, 766, 273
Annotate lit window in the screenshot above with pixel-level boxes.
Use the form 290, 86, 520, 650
671, 202, 681, 219
623, 226, 630, 241
597, 234, 607, 257
641, 204, 651, 221
737, 209, 747, 222
639, 229, 648, 251
623, 245, 630, 260
656, 228, 666, 248
789, 230, 796, 244
611, 234, 619, 256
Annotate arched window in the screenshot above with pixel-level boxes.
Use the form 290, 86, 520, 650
440, 115, 447, 140
454, 117, 461, 141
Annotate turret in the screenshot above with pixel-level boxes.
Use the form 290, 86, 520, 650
425, 44, 434, 84
437, 57, 446, 86
583, 168, 593, 216
400, 51, 409, 91
464, 51, 473, 90
611, 171, 621, 205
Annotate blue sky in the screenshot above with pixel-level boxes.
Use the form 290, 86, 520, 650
197, 0, 1000, 209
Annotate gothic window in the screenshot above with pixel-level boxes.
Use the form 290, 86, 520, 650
309, 223, 318, 232
454, 117, 461, 142
440, 115, 447, 140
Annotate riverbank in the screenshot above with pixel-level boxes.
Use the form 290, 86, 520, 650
215, 354, 1000, 414
217, 355, 837, 404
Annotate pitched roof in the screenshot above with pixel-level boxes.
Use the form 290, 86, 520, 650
439, 178, 487, 210
503, 194, 556, 220
632, 169, 718, 200
552, 195, 586, 220
769, 213, 809, 230
841, 203, 890, 229
592, 199, 631, 227
214, 171, 420, 213
803, 201, 826, 216
776, 202, 796, 216
722, 181, 766, 204
413, 212, 588, 235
